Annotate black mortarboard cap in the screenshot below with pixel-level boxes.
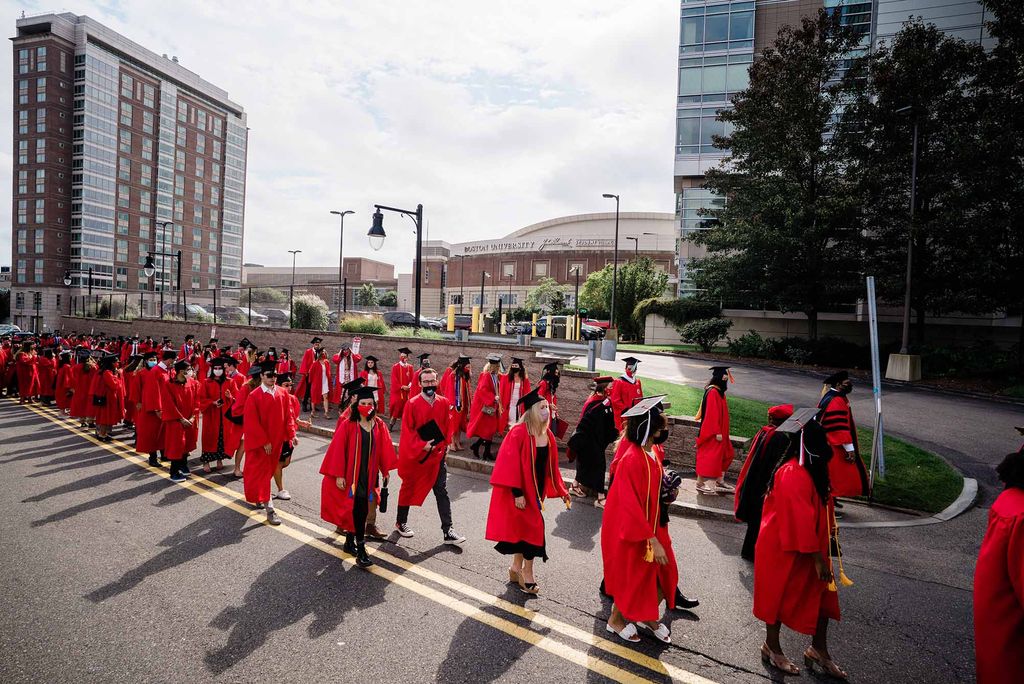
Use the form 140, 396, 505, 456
365, 355, 378, 362
247, 365, 264, 377
823, 370, 849, 386
209, 357, 228, 368
622, 395, 667, 419
342, 377, 366, 393
281, 348, 289, 354
775, 407, 822, 435
418, 352, 431, 361
184, 334, 195, 341
173, 360, 191, 372
486, 353, 502, 363
397, 347, 413, 354
511, 357, 524, 364
142, 350, 158, 360
622, 356, 641, 365
239, 338, 251, 347
517, 387, 544, 411
352, 386, 378, 402
277, 372, 293, 384
161, 349, 178, 360
543, 361, 560, 373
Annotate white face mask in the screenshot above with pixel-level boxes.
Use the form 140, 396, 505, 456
538, 408, 550, 421
185, 369, 195, 379
213, 369, 224, 377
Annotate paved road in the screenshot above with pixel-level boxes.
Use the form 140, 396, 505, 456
0, 399, 979, 683
581, 350, 1024, 497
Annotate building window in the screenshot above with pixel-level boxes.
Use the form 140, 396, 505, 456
176, 124, 187, 146
117, 212, 130, 235
140, 164, 153, 187
34, 259, 44, 283
143, 84, 155, 109
121, 74, 134, 99
499, 293, 518, 306
195, 158, 205, 179
119, 129, 132, 153
118, 185, 130, 208
34, 199, 45, 224
194, 181, 204, 201
119, 157, 131, 181
501, 262, 516, 278
142, 137, 154, 161
142, 110, 154, 134
193, 206, 203, 224
532, 260, 549, 278
175, 148, 185, 172
120, 101, 133, 126
567, 262, 587, 278
196, 133, 206, 154
139, 217, 151, 241
450, 294, 463, 305
174, 199, 184, 222
17, 200, 28, 225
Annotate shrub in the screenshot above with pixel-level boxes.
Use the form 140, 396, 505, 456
96, 298, 141, 320
783, 344, 813, 365
387, 326, 443, 340
727, 330, 768, 358
246, 287, 287, 305
633, 297, 721, 329
337, 316, 389, 335
292, 293, 329, 331
678, 317, 733, 352
378, 291, 398, 307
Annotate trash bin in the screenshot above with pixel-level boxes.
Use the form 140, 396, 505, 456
599, 338, 617, 361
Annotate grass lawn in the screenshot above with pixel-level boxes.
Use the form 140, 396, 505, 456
638, 376, 962, 514
616, 342, 732, 355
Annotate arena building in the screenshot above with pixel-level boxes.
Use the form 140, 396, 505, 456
396, 212, 677, 317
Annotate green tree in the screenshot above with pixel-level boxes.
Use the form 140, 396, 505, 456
578, 258, 669, 340
354, 283, 379, 307
245, 287, 287, 306
692, 10, 866, 340
848, 20, 987, 345
378, 290, 398, 307
292, 293, 329, 331
525, 276, 568, 313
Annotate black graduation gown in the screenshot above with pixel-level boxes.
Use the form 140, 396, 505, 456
568, 398, 618, 493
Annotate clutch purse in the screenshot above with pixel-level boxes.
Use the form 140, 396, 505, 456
379, 484, 389, 513
482, 406, 496, 416
92, 395, 107, 407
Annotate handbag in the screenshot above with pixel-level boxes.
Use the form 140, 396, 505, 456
92, 395, 107, 407
378, 483, 389, 513
482, 406, 496, 416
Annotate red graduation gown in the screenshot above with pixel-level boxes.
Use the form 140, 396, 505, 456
123, 370, 141, 424
329, 352, 362, 403
242, 386, 294, 503
160, 378, 199, 461
92, 370, 126, 427
308, 359, 333, 404
973, 487, 1024, 684
695, 386, 733, 479
485, 424, 567, 547
69, 365, 96, 419
360, 369, 387, 406
609, 375, 643, 430
397, 393, 452, 507
319, 417, 397, 532
294, 347, 316, 399
135, 365, 167, 454
55, 364, 75, 410
753, 459, 840, 635
389, 361, 415, 418
498, 375, 531, 431
537, 379, 558, 413
15, 352, 40, 398
439, 368, 470, 436
36, 356, 56, 397
601, 442, 678, 622
467, 371, 503, 440
199, 377, 234, 456
819, 393, 868, 498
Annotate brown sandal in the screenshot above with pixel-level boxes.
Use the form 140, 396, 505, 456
804, 647, 848, 680
761, 643, 799, 675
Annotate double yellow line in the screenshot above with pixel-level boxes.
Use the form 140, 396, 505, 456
8, 399, 718, 684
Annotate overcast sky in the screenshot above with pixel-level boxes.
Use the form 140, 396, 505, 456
2, 0, 679, 274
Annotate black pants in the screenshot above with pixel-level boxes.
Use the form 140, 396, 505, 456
350, 495, 369, 544
397, 461, 453, 532
169, 459, 185, 477
741, 512, 761, 561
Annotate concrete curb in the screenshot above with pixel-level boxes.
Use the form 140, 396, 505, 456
297, 423, 978, 529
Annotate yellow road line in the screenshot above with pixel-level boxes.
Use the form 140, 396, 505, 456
10, 400, 719, 684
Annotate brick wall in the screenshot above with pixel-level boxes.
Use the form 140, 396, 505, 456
59, 315, 747, 473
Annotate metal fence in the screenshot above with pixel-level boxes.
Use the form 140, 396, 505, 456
66, 280, 399, 328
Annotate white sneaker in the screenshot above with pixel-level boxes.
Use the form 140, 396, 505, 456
274, 490, 292, 501
395, 522, 415, 538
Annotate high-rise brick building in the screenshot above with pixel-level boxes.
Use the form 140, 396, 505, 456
9, 12, 247, 332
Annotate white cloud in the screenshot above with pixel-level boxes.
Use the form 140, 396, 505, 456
1, 0, 678, 275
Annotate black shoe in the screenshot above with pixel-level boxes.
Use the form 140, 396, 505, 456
266, 508, 282, 526
470, 439, 482, 459
169, 472, 186, 483
442, 528, 466, 546
342, 535, 357, 555
356, 543, 373, 568
180, 462, 191, 475
833, 500, 844, 509
302, 401, 311, 413
599, 579, 609, 597
674, 587, 700, 610
148, 454, 160, 467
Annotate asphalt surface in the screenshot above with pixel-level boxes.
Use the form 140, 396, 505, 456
0, 397, 981, 683
582, 350, 1024, 498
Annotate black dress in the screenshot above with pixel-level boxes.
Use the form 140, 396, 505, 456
569, 398, 618, 493
494, 445, 549, 562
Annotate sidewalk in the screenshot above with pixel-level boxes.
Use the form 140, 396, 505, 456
298, 419, 974, 529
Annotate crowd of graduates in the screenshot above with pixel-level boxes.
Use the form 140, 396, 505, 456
2, 329, 1021, 682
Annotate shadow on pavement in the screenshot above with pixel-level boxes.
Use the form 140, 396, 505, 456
31, 477, 168, 528
435, 585, 551, 684
0, 435, 85, 464
204, 543, 388, 675
86, 506, 252, 603
28, 451, 121, 478
22, 463, 143, 503
549, 500, 602, 552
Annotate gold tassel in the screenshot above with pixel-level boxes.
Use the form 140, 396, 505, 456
827, 578, 837, 592
643, 541, 654, 563
829, 505, 854, 588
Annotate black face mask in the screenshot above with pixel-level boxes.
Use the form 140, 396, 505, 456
839, 383, 853, 395
422, 387, 437, 397
652, 429, 670, 445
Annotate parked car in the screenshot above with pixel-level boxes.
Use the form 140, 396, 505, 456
505, 316, 605, 340
260, 308, 293, 326
221, 306, 268, 325
0, 324, 22, 336
583, 318, 610, 329
452, 314, 473, 331
383, 311, 444, 331
161, 303, 211, 319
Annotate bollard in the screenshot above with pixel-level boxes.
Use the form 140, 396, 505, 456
531, 313, 538, 337
471, 305, 481, 333
447, 304, 456, 332
500, 312, 507, 335
587, 339, 598, 372
545, 314, 553, 339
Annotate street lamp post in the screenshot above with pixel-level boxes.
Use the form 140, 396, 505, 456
454, 254, 466, 314
572, 265, 582, 340
288, 249, 302, 329
895, 106, 918, 356
143, 221, 177, 318
602, 193, 620, 330
63, 267, 94, 317
368, 203, 424, 329
625, 236, 638, 259
479, 270, 491, 320
330, 209, 355, 318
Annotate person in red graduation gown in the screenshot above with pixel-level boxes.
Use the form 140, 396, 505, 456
567, 376, 618, 504
199, 357, 234, 473
695, 366, 734, 495
816, 371, 868, 498
734, 404, 793, 561
55, 351, 75, 413
536, 362, 560, 417
120, 336, 142, 365
413, 352, 432, 390
388, 347, 415, 429
294, 336, 323, 412
242, 364, 294, 526
122, 354, 144, 428
306, 349, 333, 419
14, 341, 40, 404
467, 355, 504, 461
330, 342, 362, 410
608, 357, 643, 430
359, 354, 387, 407
275, 348, 297, 377
161, 360, 200, 482
135, 351, 167, 466
974, 449, 1024, 684
439, 355, 472, 451
92, 353, 125, 442
602, 396, 678, 645
272, 372, 304, 501
320, 386, 397, 567
36, 348, 57, 404
394, 368, 465, 545
499, 357, 531, 433
69, 352, 98, 426
753, 418, 846, 679
226, 365, 261, 477
485, 388, 570, 595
